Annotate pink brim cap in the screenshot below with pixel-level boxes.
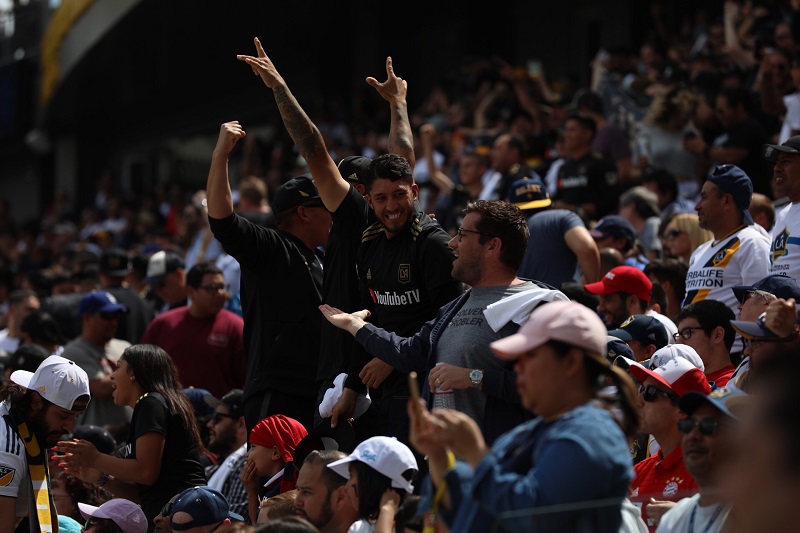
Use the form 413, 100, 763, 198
491, 300, 607, 360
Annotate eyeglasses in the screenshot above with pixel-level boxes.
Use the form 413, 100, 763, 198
677, 417, 724, 436
160, 500, 173, 518
84, 518, 101, 530
212, 412, 238, 424
199, 283, 226, 294
456, 227, 490, 242
664, 228, 683, 239
638, 384, 678, 403
673, 327, 705, 341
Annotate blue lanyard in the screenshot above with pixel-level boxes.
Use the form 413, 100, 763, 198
688, 502, 724, 533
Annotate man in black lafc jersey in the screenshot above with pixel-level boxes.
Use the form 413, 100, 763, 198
351, 154, 463, 446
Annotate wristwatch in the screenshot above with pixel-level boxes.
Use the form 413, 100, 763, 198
469, 369, 484, 389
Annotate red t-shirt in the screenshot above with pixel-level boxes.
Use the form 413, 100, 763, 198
629, 445, 698, 532
140, 306, 246, 398
706, 365, 735, 388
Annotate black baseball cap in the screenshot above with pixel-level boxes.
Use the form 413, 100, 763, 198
99, 247, 129, 277
144, 250, 184, 286
292, 417, 356, 472
337, 156, 372, 185
204, 388, 244, 418
763, 135, 800, 163
272, 174, 322, 214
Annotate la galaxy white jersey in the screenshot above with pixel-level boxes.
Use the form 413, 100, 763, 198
684, 226, 771, 316
0, 401, 30, 525
770, 202, 800, 281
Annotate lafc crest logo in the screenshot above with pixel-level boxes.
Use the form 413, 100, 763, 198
0, 466, 15, 486
366, 268, 372, 280
398, 264, 411, 284
771, 227, 789, 263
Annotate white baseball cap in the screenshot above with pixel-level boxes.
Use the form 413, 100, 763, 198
629, 354, 712, 397
327, 436, 418, 493
10, 355, 90, 411
647, 344, 705, 372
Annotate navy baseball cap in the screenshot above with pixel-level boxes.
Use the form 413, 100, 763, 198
607, 314, 670, 349
183, 388, 216, 417
590, 215, 636, 243
78, 290, 129, 316
730, 312, 782, 340
679, 383, 748, 420
763, 135, 800, 163
272, 174, 322, 214
171, 486, 244, 530
338, 156, 372, 184
508, 178, 552, 211
606, 335, 635, 362
706, 164, 754, 225
731, 274, 800, 304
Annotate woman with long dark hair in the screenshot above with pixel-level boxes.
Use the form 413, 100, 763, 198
53, 344, 207, 531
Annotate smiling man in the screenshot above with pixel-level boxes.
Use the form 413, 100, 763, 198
655, 385, 745, 532
762, 135, 800, 281
347, 153, 462, 447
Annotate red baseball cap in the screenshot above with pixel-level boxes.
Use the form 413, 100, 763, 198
629, 356, 711, 397
583, 266, 652, 302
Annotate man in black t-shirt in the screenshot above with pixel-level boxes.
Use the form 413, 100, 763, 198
208, 121, 331, 433
554, 112, 619, 222
352, 154, 463, 445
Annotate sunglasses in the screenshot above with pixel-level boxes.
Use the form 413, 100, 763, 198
638, 384, 678, 403
212, 412, 238, 424
677, 418, 723, 436
85, 518, 101, 529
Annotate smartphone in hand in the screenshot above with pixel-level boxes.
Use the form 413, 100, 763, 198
409, 371, 424, 430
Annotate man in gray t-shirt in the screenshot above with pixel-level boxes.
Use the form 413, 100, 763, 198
321, 200, 566, 443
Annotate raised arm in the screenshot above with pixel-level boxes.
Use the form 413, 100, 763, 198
207, 121, 246, 219
366, 57, 415, 168
237, 37, 349, 211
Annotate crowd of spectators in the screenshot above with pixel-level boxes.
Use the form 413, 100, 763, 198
2, 2, 800, 532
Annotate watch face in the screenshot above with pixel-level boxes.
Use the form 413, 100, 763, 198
470, 369, 483, 381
